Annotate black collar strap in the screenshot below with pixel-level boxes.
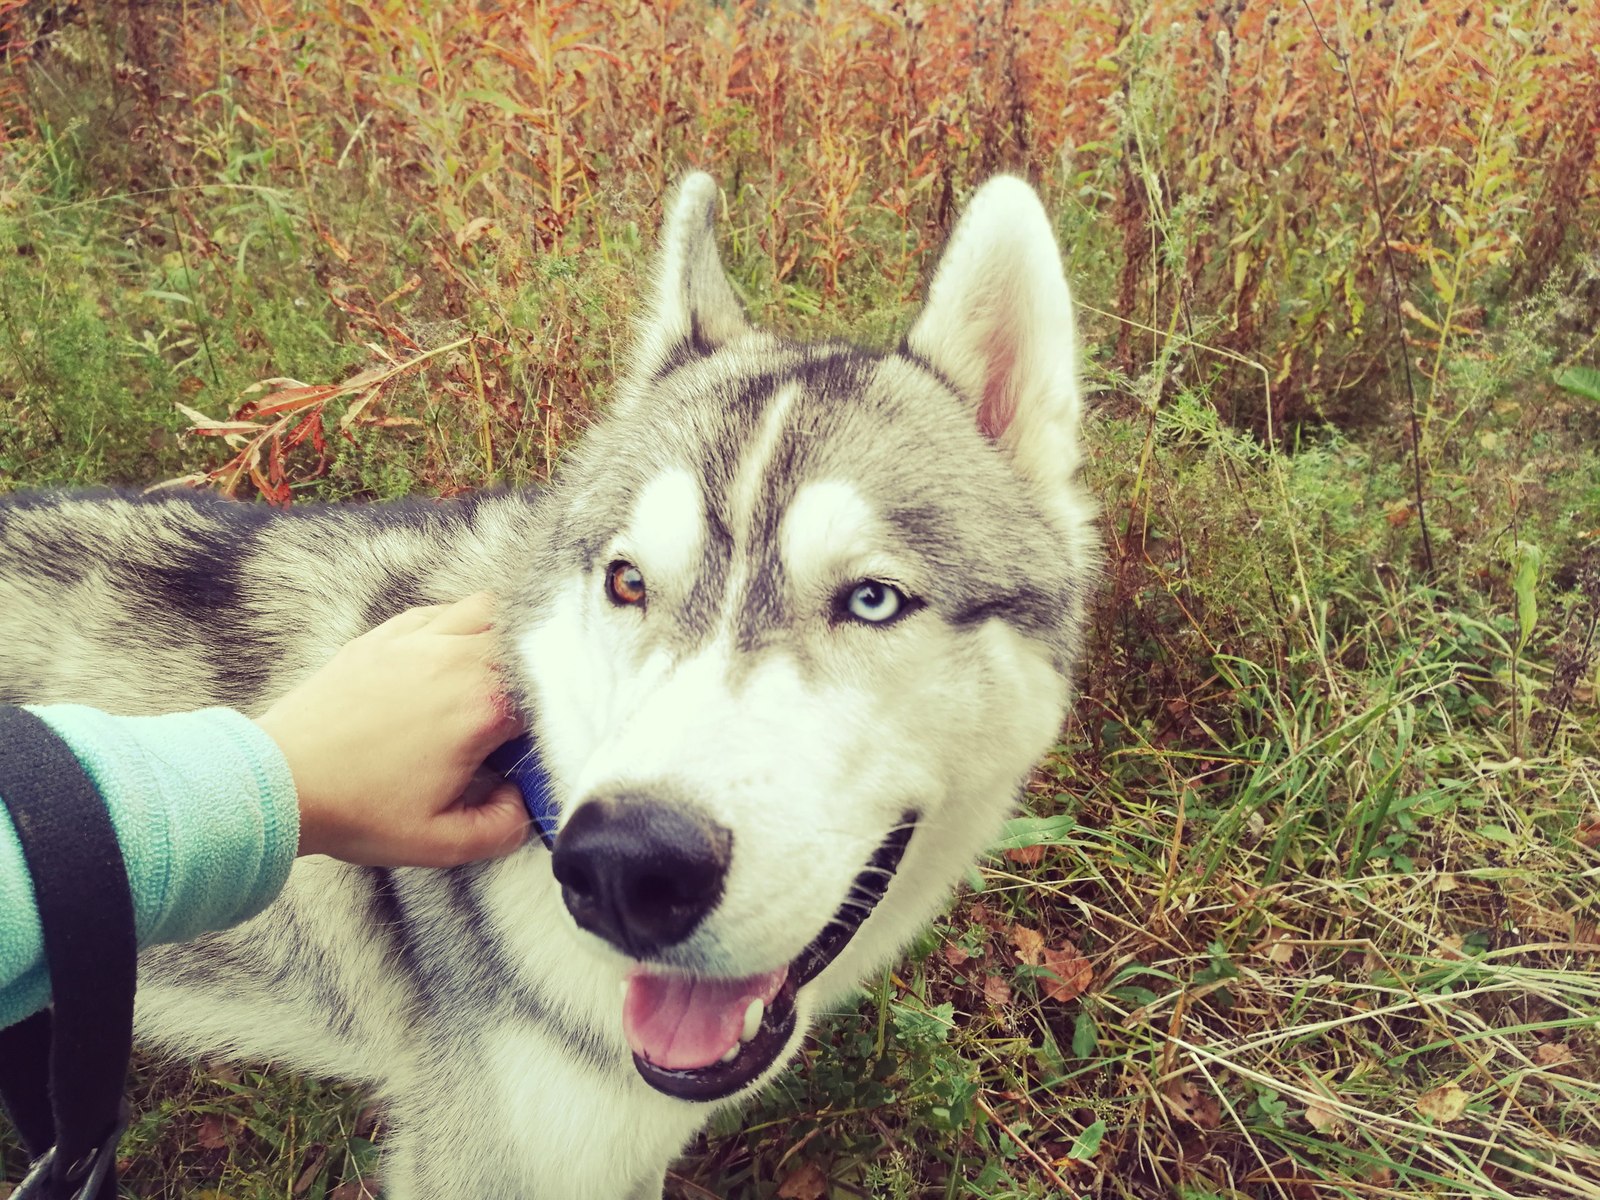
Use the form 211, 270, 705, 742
0, 705, 136, 1200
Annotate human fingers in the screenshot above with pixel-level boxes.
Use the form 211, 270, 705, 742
449, 684, 526, 765
424, 591, 498, 637
407, 784, 531, 867
366, 601, 451, 638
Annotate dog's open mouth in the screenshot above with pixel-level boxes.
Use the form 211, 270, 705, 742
620, 818, 916, 1102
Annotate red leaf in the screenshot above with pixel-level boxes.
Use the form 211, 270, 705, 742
776, 1160, 828, 1200
1010, 925, 1045, 967
983, 974, 1012, 1008
1162, 1079, 1221, 1129
1040, 943, 1092, 1002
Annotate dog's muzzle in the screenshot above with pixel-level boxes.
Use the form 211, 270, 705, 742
551, 795, 731, 958
551, 802, 917, 1102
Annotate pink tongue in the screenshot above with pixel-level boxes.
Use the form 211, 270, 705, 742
622, 967, 787, 1071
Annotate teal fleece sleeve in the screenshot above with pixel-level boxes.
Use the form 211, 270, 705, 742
0, 705, 299, 1029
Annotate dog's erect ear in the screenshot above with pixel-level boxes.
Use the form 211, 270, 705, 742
635, 173, 750, 377
907, 177, 1083, 495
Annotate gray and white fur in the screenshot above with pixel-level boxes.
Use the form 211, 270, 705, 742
0, 174, 1097, 1199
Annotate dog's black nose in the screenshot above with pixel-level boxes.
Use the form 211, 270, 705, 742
551, 796, 731, 957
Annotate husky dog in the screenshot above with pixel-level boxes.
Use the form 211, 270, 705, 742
0, 174, 1096, 1198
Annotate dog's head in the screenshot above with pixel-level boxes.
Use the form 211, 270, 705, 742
501, 174, 1096, 1101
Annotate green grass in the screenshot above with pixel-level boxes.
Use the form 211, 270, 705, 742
2, 2, 1598, 1197
0, 126, 367, 487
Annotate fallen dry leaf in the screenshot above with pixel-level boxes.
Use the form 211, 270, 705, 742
195, 1113, 235, 1151
454, 216, 498, 251
319, 226, 353, 263
1400, 298, 1438, 329
1432, 935, 1467, 961
983, 973, 1012, 1008
327, 1181, 379, 1200
1256, 928, 1296, 965
1416, 1083, 1469, 1122
1004, 842, 1046, 865
943, 940, 972, 967
1534, 1042, 1578, 1070
1305, 1096, 1347, 1137
776, 1159, 829, 1200
1162, 1078, 1221, 1129
1010, 924, 1045, 967
1040, 943, 1093, 1002
292, 1148, 328, 1197
201, 1059, 241, 1085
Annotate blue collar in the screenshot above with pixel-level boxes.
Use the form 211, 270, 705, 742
486, 733, 559, 849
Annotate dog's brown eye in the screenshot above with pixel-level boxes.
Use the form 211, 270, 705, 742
606, 560, 647, 607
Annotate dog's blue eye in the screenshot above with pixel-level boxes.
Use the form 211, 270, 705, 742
843, 580, 908, 624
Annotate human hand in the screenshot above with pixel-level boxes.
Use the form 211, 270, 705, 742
255, 592, 530, 867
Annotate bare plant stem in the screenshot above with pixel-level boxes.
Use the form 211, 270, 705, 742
974, 1093, 1079, 1196
168, 204, 221, 388
1542, 609, 1599, 755
1299, 0, 1435, 577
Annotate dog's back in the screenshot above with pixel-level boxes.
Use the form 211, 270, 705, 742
0, 489, 544, 713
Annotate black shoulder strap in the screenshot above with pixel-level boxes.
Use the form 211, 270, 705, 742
0, 706, 136, 1200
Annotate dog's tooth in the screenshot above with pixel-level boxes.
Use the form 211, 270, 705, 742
741, 998, 763, 1043
719, 1044, 740, 1064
